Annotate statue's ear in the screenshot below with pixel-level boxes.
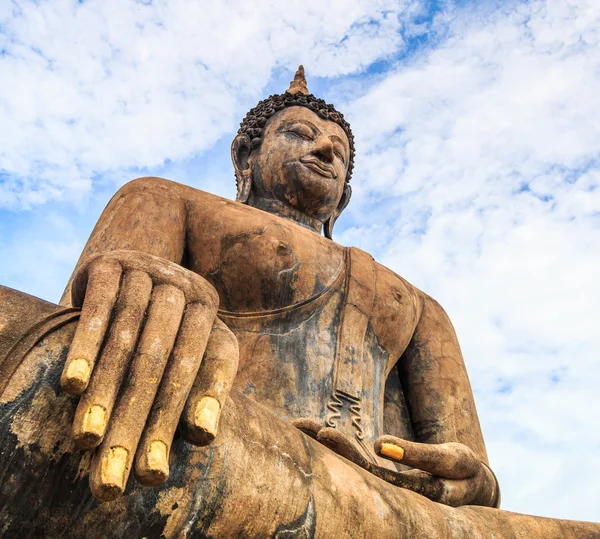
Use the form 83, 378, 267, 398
324, 183, 352, 240
231, 134, 253, 203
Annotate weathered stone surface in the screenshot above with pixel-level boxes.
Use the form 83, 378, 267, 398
1, 288, 599, 537
0, 66, 598, 537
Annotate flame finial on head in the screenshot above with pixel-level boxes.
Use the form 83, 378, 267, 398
286, 65, 309, 95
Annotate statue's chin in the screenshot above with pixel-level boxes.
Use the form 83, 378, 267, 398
279, 163, 340, 219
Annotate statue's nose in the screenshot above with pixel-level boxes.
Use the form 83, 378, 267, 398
312, 135, 334, 163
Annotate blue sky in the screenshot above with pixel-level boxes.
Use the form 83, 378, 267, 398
2, 0, 600, 521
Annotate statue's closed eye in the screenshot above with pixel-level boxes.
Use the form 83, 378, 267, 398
285, 124, 315, 141
334, 145, 346, 164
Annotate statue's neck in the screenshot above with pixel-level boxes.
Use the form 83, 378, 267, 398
247, 196, 323, 234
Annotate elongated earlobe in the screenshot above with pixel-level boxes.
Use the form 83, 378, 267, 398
324, 183, 352, 240
231, 134, 253, 203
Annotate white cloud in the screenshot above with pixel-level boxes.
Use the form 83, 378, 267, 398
2, 0, 600, 525
342, 0, 600, 520
0, 0, 418, 208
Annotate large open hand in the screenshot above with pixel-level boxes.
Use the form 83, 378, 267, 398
293, 420, 499, 508
61, 250, 238, 501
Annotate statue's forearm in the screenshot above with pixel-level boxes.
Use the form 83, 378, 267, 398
399, 295, 489, 463
60, 177, 188, 306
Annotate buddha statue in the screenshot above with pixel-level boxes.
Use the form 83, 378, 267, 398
0, 67, 598, 538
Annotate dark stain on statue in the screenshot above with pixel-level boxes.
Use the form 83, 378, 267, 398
273, 495, 316, 538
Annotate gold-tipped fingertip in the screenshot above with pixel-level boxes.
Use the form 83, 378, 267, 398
379, 442, 405, 462
62, 358, 91, 394
135, 440, 169, 487
137, 441, 169, 486
75, 405, 107, 450
194, 396, 221, 441
96, 446, 128, 501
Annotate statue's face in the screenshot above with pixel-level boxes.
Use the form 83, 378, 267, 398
249, 106, 350, 222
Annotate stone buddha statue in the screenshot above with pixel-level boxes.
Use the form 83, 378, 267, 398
0, 67, 598, 538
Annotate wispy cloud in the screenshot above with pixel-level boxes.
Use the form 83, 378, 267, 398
341, 0, 600, 519
2, 0, 599, 522
0, 0, 419, 207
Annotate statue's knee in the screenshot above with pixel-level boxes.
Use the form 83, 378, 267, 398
0, 286, 64, 363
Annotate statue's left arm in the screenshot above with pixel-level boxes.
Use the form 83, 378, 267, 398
376, 293, 500, 507
398, 294, 487, 462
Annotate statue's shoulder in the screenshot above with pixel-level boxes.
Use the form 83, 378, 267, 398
371, 255, 454, 326
353, 247, 424, 303
111, 177, 243, 224
116, 176, 228, 205
366, 252, 452, 317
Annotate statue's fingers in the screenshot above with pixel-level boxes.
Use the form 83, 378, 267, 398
292, 418, 324, 441
134, 301, 217, 487
72, 270, 152, 450
315, 427, 374, 471
383, 469, 486, 507
374, 463, 499, 508
61, 259, 122, 394
312, 430, 454, 501
374, 436, 479, 480
372, 468, 456, 504
89, 284, 185, 501
180, 318, 238, 446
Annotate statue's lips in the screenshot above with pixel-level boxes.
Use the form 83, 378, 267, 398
299, 157, 337, 179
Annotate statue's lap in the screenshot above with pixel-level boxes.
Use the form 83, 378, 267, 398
0, 286, 598, 539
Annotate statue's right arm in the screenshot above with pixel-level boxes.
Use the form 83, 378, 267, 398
46, 177, 239, 501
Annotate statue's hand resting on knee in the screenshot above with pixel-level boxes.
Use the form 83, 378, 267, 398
60, 250, 239, 501
294, 420, 499, 508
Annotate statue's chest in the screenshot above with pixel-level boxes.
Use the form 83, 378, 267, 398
188, 210, 344, 313
216, 253, 419, 459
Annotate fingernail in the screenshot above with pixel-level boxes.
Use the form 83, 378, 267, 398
380, 442, 405, 461
75, 405, 107, 449
101, 446, 129, 490
194, 396, 220, 438
146, 441, 169, 478
64, 358, 90, 393
84, 405, 106, 435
